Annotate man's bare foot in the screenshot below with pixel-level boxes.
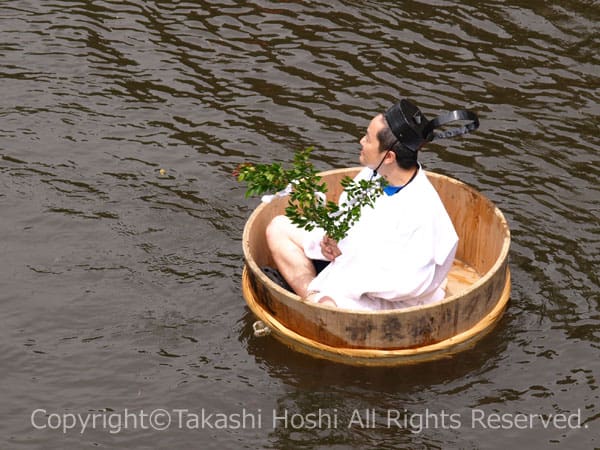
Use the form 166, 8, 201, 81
318, 296, 337, 307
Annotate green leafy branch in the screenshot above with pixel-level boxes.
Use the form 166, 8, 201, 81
235, 147, 384, 241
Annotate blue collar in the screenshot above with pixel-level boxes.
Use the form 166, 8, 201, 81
382, 166, 419, 196
383, 185, 404, 196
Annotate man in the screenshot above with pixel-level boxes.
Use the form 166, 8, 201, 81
266, 99, 459, 310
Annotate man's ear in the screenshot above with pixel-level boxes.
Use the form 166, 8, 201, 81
384, 149, 396, 165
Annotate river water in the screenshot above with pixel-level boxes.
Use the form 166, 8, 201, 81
1, 1, 598, 449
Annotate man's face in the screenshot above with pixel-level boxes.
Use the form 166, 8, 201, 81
359, 114, 386, 169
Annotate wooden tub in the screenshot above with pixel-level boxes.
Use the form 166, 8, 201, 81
241, 168, 511, 366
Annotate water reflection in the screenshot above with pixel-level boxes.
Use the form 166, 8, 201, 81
241, 310, 512, 391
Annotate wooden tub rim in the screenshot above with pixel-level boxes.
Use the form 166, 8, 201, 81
242, 167, 511, 316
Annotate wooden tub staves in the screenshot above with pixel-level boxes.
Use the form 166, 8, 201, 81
241, 168, 511, 366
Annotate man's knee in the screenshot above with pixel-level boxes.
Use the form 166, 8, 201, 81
266, 215, 291, 245
266, 215, 306, 252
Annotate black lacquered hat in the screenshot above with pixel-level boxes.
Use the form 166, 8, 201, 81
384, 99, 431, 151
384, 99, 480, 151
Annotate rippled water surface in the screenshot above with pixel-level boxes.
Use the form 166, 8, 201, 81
1, 1, 598, 448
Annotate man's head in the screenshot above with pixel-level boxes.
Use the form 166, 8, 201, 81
360, 99, 431, 171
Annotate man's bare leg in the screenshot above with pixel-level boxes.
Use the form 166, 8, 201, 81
265, 215, 316, 298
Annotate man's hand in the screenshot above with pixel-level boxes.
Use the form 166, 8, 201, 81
320, 236, 341, 261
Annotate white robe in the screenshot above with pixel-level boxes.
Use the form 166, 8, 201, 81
303, 166, 458, 311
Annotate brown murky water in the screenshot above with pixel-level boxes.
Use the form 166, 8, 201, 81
1, 1, 598, 448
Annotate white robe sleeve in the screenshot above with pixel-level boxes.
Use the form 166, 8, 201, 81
302, 226, 326, 260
